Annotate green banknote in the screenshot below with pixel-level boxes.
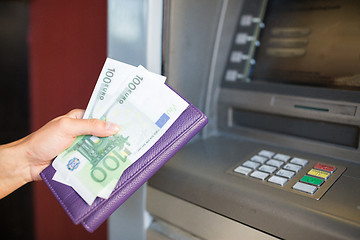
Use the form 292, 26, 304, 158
53, 134, 133, 204
52, 64, 188, 205
52, 58, 165, 190
83, 58, 166, 119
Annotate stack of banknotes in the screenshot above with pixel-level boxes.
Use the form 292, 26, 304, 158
52, 58, 189, 205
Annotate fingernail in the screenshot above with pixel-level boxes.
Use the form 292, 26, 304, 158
106, 122, 120, 133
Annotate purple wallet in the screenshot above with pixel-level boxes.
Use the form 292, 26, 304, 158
40, 103, 207, 232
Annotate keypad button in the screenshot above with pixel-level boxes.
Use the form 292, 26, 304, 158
268, 175, 288, 186
250, 171, 269, 180
307, 169, 331, 180
258, 165, 277, 174
276, 169, 295, 179
290, 157, 309, 167
283, 163, 302, 173
234, 166, 252, 175
242, 160, 260, 169
251, 155, 268, 164
230, 51, 244, 63
266, 159, 284, 168
300, 175, 324, 186
314, 163, 336, 173
235, 33, 248, 45
292, 182, 317, 194
273, 153, 291, 162
258, 150, 275, 158
225, 70, 238, 82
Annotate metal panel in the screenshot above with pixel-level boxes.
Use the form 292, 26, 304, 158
147, 186, 279, 240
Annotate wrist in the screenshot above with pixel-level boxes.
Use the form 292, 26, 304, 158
0, 140, 31, 198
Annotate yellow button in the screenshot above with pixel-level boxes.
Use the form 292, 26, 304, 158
307, 169, 330, 180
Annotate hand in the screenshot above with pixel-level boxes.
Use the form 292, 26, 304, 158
0, 109, 120, 199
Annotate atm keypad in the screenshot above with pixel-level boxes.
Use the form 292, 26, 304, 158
230, 150, 346, 200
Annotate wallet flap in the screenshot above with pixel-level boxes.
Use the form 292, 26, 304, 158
41, 103, 207, 226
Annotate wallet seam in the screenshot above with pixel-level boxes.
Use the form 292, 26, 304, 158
73, 105, 205, 223
81, 220, 93, 232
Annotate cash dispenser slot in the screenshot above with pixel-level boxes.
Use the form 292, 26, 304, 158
273, 96, 358, 116
232, 108, 359, 148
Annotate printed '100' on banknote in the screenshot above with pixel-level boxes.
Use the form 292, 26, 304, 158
52, 65, 188, 205
83, 58, 165, 119
52, 58, 165, 186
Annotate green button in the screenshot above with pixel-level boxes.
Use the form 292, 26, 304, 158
300, 175, 324, 186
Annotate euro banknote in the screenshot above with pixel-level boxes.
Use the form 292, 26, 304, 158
52, 58, 165, 186
52, 61, 188, 205
83, 58, 165, 119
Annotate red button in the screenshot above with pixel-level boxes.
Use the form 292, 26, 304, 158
314, 163, 336, 173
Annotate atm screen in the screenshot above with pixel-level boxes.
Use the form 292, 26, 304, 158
251, 0, 360, 90
223, 0, 360, 91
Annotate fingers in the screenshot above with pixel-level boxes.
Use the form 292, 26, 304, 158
87, 119, 120, 137
59, 117, 120, 138
53, 109, 120, 137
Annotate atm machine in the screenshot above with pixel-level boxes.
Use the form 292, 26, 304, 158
147, 0, 360, 239
109, 0, 360, 239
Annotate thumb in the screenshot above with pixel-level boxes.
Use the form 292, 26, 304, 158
64, 118, 120, 137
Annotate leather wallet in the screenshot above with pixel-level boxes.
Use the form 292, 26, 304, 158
40, 101, 207, 232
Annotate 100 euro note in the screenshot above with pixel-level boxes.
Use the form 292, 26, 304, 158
83, 58, 166, 119
52, 64, 188, 205
52, 58, 165, 185
83, 58, 136, 119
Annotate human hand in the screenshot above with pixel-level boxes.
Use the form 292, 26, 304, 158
0, 109, 120, 198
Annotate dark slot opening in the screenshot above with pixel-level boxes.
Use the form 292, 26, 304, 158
233, 109, 359, 148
